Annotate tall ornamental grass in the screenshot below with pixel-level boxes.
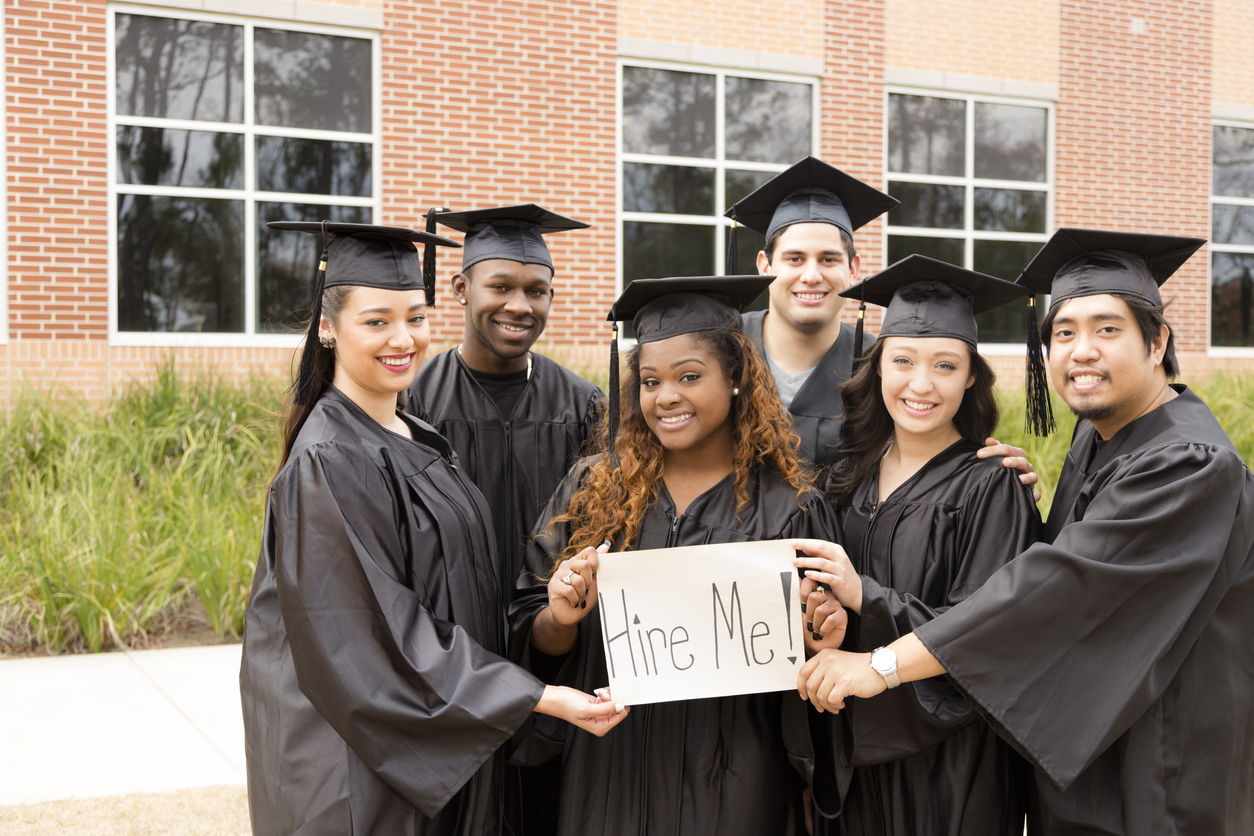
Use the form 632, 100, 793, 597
0, 362, 282, 653
0, 359, 1250, 655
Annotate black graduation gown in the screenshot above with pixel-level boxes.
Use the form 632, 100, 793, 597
240, 388, 545, 836
742, 311, 871, 470
914, 387, 1254, 835
406, 349, 603, 604
813, 439, 1038, 836
508, 459, 839, 836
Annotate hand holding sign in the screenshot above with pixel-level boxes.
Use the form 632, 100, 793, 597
548, 542, 608, 627
595, 540, 805, 705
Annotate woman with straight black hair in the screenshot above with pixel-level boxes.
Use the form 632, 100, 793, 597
793, 256, 1043, 835
239, 222, 627, 836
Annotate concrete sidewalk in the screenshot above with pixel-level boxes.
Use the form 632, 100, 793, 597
0, 644, 245, 805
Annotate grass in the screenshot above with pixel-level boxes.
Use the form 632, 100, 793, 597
0, 357, 1250, 655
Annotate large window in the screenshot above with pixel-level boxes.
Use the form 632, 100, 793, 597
1212, 124, 1254, 350
884, 90, 1052, 345
619, 62, 818, 310
109, 8, 379, 342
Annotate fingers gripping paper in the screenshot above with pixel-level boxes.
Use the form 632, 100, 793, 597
596, 540, 805, 705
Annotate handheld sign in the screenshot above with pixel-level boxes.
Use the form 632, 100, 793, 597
595, 540, 804, 705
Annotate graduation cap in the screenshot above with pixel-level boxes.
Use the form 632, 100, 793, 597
268, 220, 461, 404
722, 156, 898, 273
1017, 228, 1206, 308
427, 203, 590, 275
605, 275, 775, 462
841, 255, 1054, 435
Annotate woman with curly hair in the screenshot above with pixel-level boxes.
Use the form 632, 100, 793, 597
791, 256, 1043, 836
507, 275, 844, 836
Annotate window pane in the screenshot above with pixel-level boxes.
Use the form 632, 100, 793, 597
732, 225, 766, 277
1212, 253, 1254, 347
724, 77, 810, 164
256, 137, 372, 197
888, 94, 964, 177
887, 181, 964, 229
254, 29, 372, 133
1213, 126, 1254, 199
725, 169, 777, 206
115, 14, 243, 122
974, 103, 1047, 182
887, 234, 964, 266
622, 67, 715, 159
117, 195, 244, 332
624, 222, 715, 280
117, 127, 243, 189
973, 239, 1045, 343
623, 163, 714, 214
974, 188, 1047, 232
256, 202, 373, 333
1213, 204, 1254, 246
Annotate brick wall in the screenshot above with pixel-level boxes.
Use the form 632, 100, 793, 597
619, 0, 823, 60
379, 0, 619, 349
7, 0, 109, 341
822, 0, 888, 333
1055, 0, 1213, 353
1212, 0, 1254, 110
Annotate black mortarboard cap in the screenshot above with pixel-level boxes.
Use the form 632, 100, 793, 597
722, 156, 897, 273
431, 204, 590, 274
604, 275, 774, 463
269, 220, 461, 404
1017, 228, 1206, 308
840, 255, 1029, 348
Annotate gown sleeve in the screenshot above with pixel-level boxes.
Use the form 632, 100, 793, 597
914, 443, 1251, 790
273, 442, 544, 818
840, 465, 1042, 766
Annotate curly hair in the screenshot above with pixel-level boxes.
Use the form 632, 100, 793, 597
825, 338, 999, 502
549, 325, 812, 563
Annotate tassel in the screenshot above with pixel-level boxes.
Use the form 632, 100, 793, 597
726, 217, 739, 275
422, 207, 445, 308
1024, 296, 1056, 436
608, 322, 620, 467
295, 223, 331, 405
852, 301, 866, 361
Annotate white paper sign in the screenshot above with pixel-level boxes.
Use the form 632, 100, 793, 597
595, 539, 804, 705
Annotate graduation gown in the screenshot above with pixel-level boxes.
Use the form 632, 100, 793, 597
914, 386, 1254, 835
406, 349, 603, 604
508, 459, 839, 836
813, 439, 1038, 835
742, 311, 871, 470
240, 387, 545, 836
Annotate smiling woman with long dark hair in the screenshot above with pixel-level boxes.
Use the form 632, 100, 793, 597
507, 275, 844, 836
792, 256, 1042, 836
239, 222, 627, 836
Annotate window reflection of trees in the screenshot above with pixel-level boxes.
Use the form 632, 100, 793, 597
622, 67, 716, 159
256, 138, 371, 197
974, 103, 1046, 182
115, 15, 242, 122
889, 95, 965, 177
117, 127, 243, 190
724, 77, 810, 164
1214, 126, 1254, 199
254, 29, 372, 133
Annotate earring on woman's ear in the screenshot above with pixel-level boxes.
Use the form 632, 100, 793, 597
732, 387, 740, 396
319, 336, 336, 349
458, 298, 467, 305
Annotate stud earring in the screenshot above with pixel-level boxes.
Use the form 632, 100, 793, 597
458, 298, 468, 306
319, 336, 336, 349
732, 387, 740, 396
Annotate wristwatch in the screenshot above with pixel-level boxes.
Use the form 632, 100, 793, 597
870, 646, 900, 689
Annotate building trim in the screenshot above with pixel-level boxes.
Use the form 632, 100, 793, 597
885, 67, 1058, 102
116, 0, 383, 30
1213, 103, 1254, 123
618, 38, 823, 78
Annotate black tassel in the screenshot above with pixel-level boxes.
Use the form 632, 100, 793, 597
295, 226, 331, 405
726, 218, 739, 275
853, 301, 866, 361
608, 322, 620, 467
1024, 296, 1056, 436
422, 207, 444, 308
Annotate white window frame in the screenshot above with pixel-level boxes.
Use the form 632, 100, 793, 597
615, 58, 822, 302
1208, 119, 1254, 358
107, 3, 382, 347
883, 86, 1055, 354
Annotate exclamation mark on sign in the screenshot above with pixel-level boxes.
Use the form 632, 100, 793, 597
780, 571, 796, 664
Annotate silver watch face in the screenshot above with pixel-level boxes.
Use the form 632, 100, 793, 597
870, 647, 897, 674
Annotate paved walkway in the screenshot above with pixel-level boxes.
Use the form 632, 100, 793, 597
0, 644, 245, 805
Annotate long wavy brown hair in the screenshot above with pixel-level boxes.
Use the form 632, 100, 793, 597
549, 324, 812, 563
825, 338, 999, 502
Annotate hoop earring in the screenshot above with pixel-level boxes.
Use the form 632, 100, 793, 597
319, 336, 336, 349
